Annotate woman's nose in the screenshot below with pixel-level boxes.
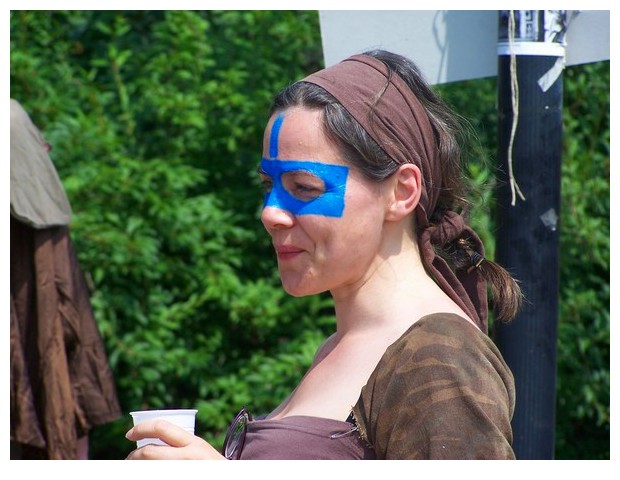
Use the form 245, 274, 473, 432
261, 205, 295, 230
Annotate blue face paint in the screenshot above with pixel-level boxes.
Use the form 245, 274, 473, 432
269, 114, 284, 159
260, 112, 349, 218
260, 158, 349, 217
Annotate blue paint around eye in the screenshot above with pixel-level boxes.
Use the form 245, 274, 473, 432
261, 158, 349, 218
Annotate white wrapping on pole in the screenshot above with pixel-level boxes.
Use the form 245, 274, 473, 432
498, 41, 565, 57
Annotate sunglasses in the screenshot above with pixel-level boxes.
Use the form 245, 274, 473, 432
223, 408, 253, 460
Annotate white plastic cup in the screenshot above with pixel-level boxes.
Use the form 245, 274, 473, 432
130, 409, 198, 448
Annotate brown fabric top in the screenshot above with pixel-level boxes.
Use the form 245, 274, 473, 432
10, 217, 122, 459
352, 313, 515, 459
234, 314, 514, 460
238, 415, 375, 460
303, 55, 488, 331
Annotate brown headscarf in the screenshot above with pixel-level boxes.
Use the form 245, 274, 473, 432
303, 54, 488, 332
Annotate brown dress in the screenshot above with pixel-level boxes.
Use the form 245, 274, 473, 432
236, 313, 515, 460
239, 416, 375, 460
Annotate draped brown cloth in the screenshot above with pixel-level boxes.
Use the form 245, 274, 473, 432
10, 99, 121, 459
304, 54, 488, 332
10, 219, 122, 459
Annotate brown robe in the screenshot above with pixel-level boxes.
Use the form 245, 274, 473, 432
10, 217, 122, 459
10, 99, 120, 459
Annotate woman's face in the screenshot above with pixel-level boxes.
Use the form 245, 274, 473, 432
259, 107, 390, 297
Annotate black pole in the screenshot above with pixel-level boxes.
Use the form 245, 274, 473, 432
493, 10, 566, 460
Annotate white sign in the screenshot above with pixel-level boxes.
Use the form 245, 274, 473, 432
319, 10, 610, 84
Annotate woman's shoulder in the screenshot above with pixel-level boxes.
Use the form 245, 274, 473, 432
389, 312, 494, 356
352, 312, 516, 459
364, 311, 515, 406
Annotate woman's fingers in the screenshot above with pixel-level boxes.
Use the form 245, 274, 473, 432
126, 441, 225, 460
126, 444, 193, 460
126, 419, 192, 448
125, 419, 225, 460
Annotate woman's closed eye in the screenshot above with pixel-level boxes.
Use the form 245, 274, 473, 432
282, 171, 326, 202
290, 182, 321, 198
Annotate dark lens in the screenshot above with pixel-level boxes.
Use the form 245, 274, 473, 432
224, 410, 249, 459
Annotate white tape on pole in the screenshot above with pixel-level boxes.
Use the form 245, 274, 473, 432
497, 41, 566, 57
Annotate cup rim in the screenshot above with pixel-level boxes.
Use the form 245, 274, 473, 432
130, 409, 198, 416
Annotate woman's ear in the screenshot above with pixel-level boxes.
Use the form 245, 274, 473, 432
385, 164, 422, 222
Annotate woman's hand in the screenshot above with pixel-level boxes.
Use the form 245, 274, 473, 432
125, 419, 225, 460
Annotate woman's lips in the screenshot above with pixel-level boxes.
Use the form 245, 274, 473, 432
275, 245, 304, 260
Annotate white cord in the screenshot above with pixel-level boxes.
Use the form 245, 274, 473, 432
507, 10, 526, 206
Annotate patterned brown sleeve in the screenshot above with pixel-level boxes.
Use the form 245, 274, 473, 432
352, 313, 516, 459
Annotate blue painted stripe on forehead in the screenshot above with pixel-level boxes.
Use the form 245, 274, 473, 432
269, 113, 285, 159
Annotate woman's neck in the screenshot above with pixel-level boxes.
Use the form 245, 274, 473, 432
330, 228, 472, 338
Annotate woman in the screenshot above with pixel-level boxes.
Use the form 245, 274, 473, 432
126, 49, 522, 460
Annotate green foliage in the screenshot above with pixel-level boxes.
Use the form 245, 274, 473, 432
555, 61, 610, 459
11, 11, 608, 460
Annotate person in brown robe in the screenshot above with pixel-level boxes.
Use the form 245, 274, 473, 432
10, 99, 121, 460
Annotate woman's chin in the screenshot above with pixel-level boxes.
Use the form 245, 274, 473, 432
280, 280, 322, 298
282, 284, 311, 297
